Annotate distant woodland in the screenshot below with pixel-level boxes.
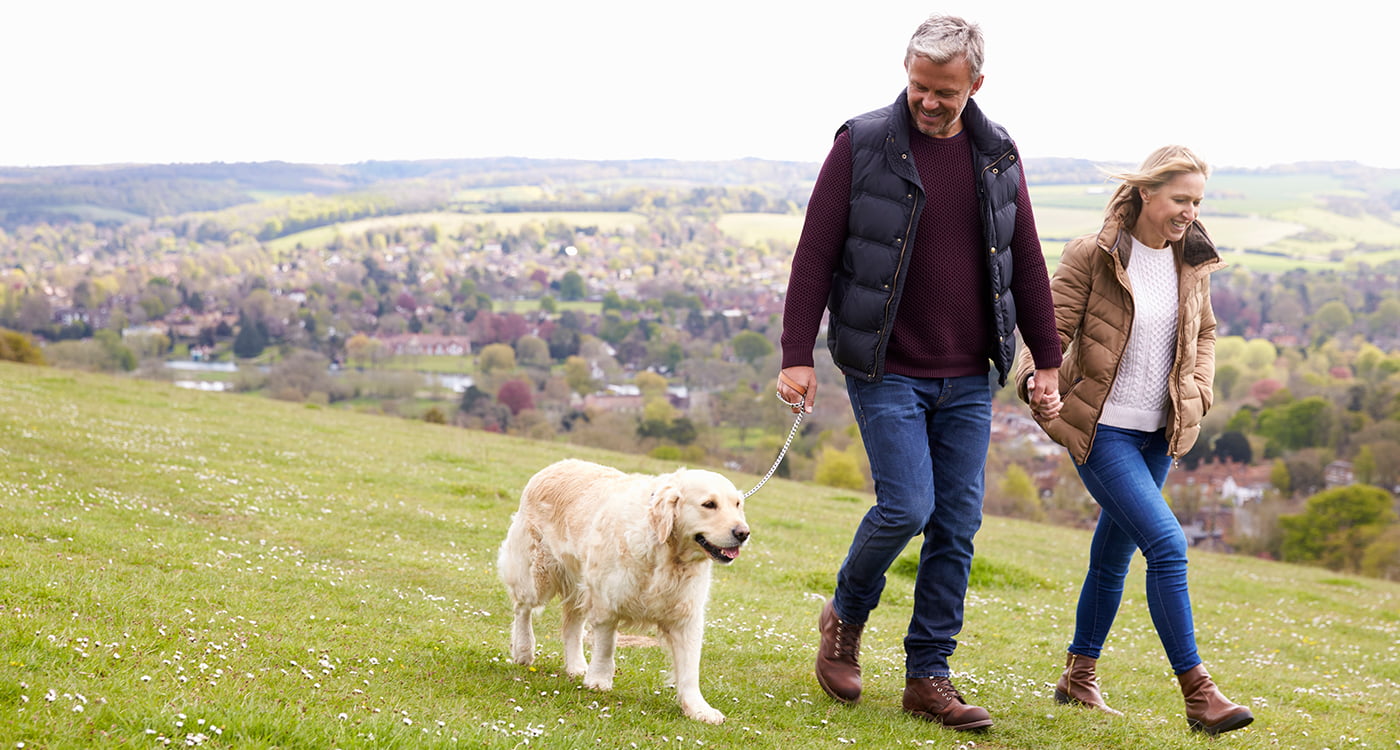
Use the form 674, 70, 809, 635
3, 156, 1400, 580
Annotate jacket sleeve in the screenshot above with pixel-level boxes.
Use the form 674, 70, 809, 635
1014, 236, 1094, 402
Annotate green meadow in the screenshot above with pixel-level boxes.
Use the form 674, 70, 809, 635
2, 361, 1397, 749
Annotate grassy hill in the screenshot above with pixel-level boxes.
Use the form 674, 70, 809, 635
1, 361, 1397, 749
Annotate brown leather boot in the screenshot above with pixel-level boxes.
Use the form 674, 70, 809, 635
1177, 664, 1254, 735
815, 600, 863, 703
1054, 653, 1123, 716
903, 676, 993, 731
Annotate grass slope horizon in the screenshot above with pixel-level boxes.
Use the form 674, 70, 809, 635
2, 361, 1398, 749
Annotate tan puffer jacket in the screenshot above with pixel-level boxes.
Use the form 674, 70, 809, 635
1014, 216, 1224, 464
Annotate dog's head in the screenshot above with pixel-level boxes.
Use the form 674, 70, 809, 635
647, 469, 749, 564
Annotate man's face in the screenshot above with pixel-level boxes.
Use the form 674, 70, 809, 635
904, 54, 984, 138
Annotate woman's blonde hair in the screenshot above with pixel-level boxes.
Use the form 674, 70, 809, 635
1103, 145, 1210, 227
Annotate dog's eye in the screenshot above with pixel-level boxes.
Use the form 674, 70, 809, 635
702, 500, 717, 509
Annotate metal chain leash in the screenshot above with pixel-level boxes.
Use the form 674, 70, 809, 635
742, 391, 805, 499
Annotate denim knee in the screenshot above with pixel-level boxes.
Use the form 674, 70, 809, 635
1142, 525, 1189, 569
871, 502, 932, 539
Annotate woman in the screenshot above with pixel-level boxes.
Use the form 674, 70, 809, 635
1013, 145, 1254, 736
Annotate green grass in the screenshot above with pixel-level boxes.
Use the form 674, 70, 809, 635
2, 361, 1397, 749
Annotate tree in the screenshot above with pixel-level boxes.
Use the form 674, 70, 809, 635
1213, 431, 1253, 464
563, 356, 597, 395
1369, 298, 1400, 339
1214, 364, 1241, 401
16, 293, 51, 334
634, 371, 668, 400
1279, 484, 1396, 571
814, 446, 866, 490
1354, 440, 1400, 491
93, 329, 136, 371
1310, 300, 1354, 342
1269, 459, 1291, 495
730, 330, 774, 368
478, 343, 517, 375
558, 270, 586, 301
1353, 445, 1378, 486
993, 463, 1045, 521
547, 314, 582, 360
1257, 396, 1335, 452
712, 383, 765, 445
345, 333, 386, 369
233, 315, 267, 359
267, 349, 339, 403
1282, 448, 1330, 497
497, 379, 535, 415
1360, 525, 1400, 581
0, 328, 46, 364
515, 335, 550, 366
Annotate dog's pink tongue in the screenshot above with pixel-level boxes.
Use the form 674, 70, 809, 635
722, 547, 741, 560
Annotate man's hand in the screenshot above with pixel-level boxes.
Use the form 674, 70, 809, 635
778, 366, 816, 413
1028, 367, 1061, 420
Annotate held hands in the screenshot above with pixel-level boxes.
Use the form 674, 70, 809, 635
777, 366, 816, 414
1028, 368, 1062, 421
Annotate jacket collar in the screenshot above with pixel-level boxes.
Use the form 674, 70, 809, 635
1097, 214, 1223, 271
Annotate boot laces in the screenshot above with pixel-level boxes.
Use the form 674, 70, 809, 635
931, 676, 965, 703
833, 619, 862, 657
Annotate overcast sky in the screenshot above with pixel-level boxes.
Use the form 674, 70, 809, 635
4, 0, 1395, 171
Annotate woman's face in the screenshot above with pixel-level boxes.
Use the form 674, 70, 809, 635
1134, 171, 1206, 249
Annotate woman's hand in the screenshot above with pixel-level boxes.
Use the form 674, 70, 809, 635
1028, 368, 1062, 420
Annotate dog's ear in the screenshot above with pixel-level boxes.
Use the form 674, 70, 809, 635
647, 474, 682, 542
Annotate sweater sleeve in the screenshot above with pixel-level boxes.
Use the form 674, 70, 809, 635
779, 131, 853, 369
1009, 166, 1063, 371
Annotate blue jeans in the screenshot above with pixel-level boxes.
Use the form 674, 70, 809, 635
835, 373, 992, 678
1070, 425, 1201, 674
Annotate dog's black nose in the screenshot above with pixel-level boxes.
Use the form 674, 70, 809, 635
733, 527, 750, 543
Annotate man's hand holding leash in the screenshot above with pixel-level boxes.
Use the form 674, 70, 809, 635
778, 366, 816, 414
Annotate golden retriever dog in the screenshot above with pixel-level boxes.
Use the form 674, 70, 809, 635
497, 458, 749, 724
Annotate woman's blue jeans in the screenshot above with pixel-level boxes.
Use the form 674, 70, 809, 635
836, 373, 992, 678
1070, 424, 1201, 674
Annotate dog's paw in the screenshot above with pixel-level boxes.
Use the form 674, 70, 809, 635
510, 647, 535, 666
684, 703, 725, 724
583, 674, 614, 691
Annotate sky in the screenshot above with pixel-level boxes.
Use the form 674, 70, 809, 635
4, 0, 1397, 171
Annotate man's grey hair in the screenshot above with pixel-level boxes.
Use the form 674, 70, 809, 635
905, 14, 985, 80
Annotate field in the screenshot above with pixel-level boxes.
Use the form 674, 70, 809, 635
718, 179, 1394, 275
267, 211, 647, 253
250, 167, 1400, 277
2, 361, 1398, 749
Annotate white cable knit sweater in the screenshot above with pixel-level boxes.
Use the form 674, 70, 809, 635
1100, 237, 1179, 431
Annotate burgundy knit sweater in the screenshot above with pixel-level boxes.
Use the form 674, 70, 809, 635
780, 127, 1062, 379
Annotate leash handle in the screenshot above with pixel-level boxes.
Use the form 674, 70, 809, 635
776, 370, 808, 412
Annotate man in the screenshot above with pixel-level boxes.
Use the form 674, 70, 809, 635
776, 14, 1063, 732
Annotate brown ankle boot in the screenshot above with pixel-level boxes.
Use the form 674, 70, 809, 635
903, 676, 993, 731
1177, 664, 1253, 735
815, 600, 863, 703
1054, 653, 1123, 716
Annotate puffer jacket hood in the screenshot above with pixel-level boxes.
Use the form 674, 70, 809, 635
1014, 215, 1224, 464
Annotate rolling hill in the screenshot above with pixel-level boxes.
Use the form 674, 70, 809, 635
2, 360, 1397, 748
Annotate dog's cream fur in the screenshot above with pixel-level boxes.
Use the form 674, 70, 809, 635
498, 458, 749, 723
